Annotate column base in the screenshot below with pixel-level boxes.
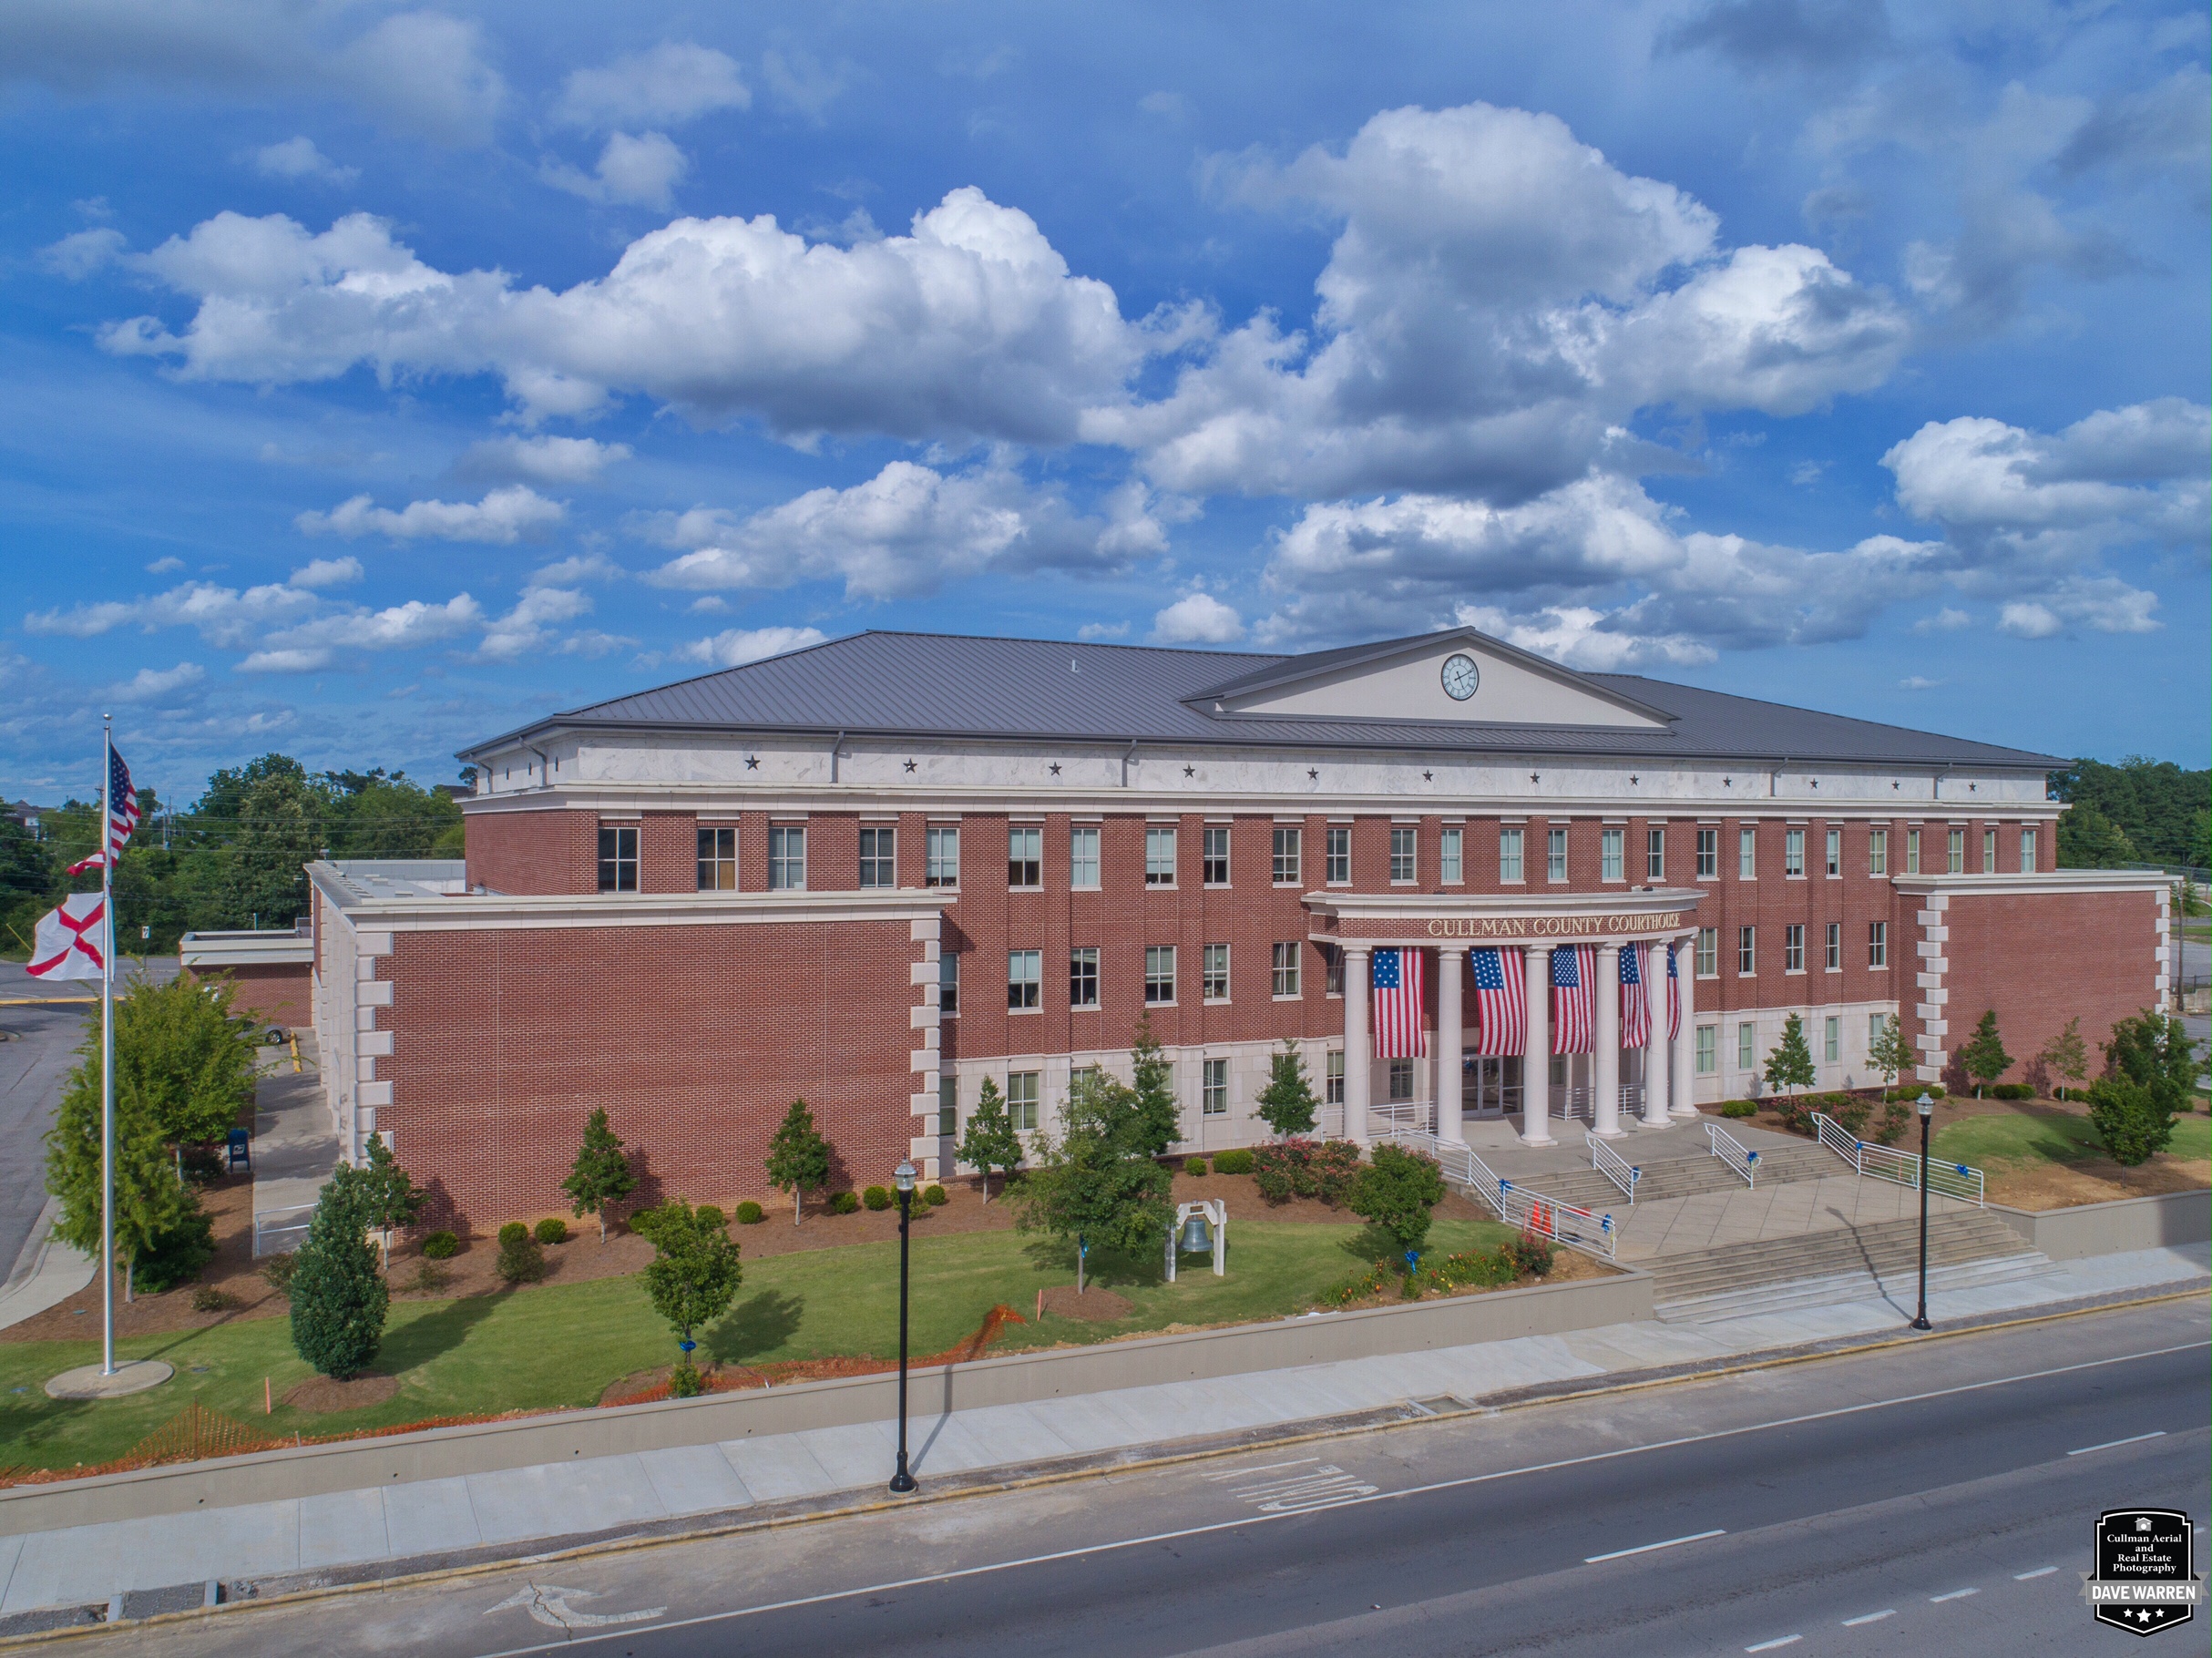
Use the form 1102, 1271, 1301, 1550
1518, 1128, 1556, 1148
1669, 1102, 1701, 1119
1592, 1125, 1627, 1139
1640, 1111, 1671, 1131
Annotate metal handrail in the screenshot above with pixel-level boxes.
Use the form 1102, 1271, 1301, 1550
1372, 1124, 1617, 1262
1705, 1122, 1759, 1188
1809, 1111, 1986, 1208
1585, 1131, 1640, 1203
252, 1202, 316, 1258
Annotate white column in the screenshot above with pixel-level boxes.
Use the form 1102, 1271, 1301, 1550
1642, 940, 1672, 1127
1521, 943, 1553, 1146
1342, 945, 1371, 1146
1436, 947, 1464, 1144
1671, 932, 1699, 1117
1592, 942, 1623, 1137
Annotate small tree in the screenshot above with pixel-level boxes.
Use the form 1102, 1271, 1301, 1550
1254, 1039, 1319, 1140
1013, 1070, 1173, 1293
2086, 1075, 2174, 1167
562, 1107, 637, 1242
958, 1078, 1023, 1202
639, 1199, 743, 1396
111, 974, 262, 1149
2102, 1008, 2200, 1113
355, 1133, 425, 1269
1868, 1015, 1914, 1091
289, 1166, 389, 1379
1347, 1143, 1446, 1256
764, 1098, 834, 1224
1957, 1009, 2012, 1099
2038, 1016, 2088, 1100
1128, 1015, 1182, 1158
1763, 1013, 1817, 1097
45, 1033, 200, 1302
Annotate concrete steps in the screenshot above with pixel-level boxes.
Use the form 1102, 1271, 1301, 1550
1499, 1140, 1841, 1212
1647, 1210, 2041, 1316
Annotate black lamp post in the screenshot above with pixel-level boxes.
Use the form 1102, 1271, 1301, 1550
889, 1160, 918, 1494
1910, 1092, 1934, 1331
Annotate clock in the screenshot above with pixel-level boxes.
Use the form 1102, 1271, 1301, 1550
1441, 652, 1480, 701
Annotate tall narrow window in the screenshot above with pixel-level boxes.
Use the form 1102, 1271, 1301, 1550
1389, 826, 1417, 884
1736, 1022, 1756, 1071
1695, 1025, 1716, 1076
1737, 926, 1756, 976
1145, 825, 1177, 885
1499, 827, 1524, 883
1388, 1059, 1415, 1101
1008, 825, 1041, 888
1869, 1012, 1886, 1049
1785, 828, 1805, 877
1695, 827, 1718, 878
1824, 1016, 1840, 1064
1982, 827, 1997, 873
1144, 945, 1176, 1004
1947, 828, 1965, 874
1601, 827, 1624, 882
1068, 826, 1098, 889
938, 950, 959, 1016
598, 824, 638, 892
1202, 1058, 1228, 1116
1007, 949, 1041, 1010
1069, 947, 1099, 1008
1326, 825, 1351, 884
1695, 927, 1718, 977
1203, 943, 1230, 1001
1825, 827, 1841, 877
1868, 921, 1888, 968
1439, 827, 1462, 884
2019, 826, 2036, 872
937, 1077, 956, 1139
696, 826, 735, 891
1547, 826, 1568, 883
1326, 1050, 1345, 1104
1739, 826, 1757, 880
1825, 921, 1841, 971
1324, 944, 1344, 995
1006, 1071, 1039, 1131
1869, 829, 1889, 876
768, 825, 805, 890
1272, 825, 1301, 885
1906, 827, 1922, 875
1646, 827, 1665, 881
859, 825, 896, 889
1203, 825, 1230, 885
926, 824, 960, 888
1784, 924, 1805, 973
1271, 942, 1301, 998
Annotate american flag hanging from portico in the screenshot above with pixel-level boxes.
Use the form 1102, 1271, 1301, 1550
1470, 947, 1524, 1056
1620, 942, 1650, 1048
1551, 944, 1595, 1054
1666, 943, 1681, 1039
1371, 947, 1427, 1059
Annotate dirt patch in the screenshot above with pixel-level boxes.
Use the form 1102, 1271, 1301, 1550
1039, 1284, 1137, 1322
1983, 1153, 2209, 1211
282, 1372, 400, 1413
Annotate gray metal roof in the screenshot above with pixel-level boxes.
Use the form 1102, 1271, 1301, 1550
460, 629, 2064, 770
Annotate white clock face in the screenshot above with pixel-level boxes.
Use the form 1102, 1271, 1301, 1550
1441, 652, 1480, 701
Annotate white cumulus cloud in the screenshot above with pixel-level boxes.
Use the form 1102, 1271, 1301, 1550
679, 626, 829, 668
542, 131, 689, 210
289, 556, 363, 588
251, 136, 355, 183
108, 661, 204, 701
1152, 591, 1244, 644
456, 435, 630, 486
296, 485, 564, 543
553, 43, 749, 130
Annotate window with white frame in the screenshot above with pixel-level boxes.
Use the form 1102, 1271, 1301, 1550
1695, 1024, 1716, 1075
2019, 826, 2036, 872
1825, 827, 1841, 877
1008, 825, 1041, 888
768, 824, 805, 890
1737, 926, 1756, 975
1982, 827, 1997, 873
859, 825, 896, 889
1739, 825, 1757, 880
1784, 923, 1805, 973
1324, 944, 1344, 995
1868, 1011, 1887, 1050
598, 824, 638, 892
1068, 825, 1098, 889
696, 826, 735, 891
1736, 1021, 1756, 1071
1785, 828, 1805, 877
1008, 949, 1041, 1011
1326, 825, 1350, 883
938, 1076, 956, 1138
1439, 827, 1462, 884
1144, 945, 1176, 1004
1203, 943, 1230, 1002
1203, 825, 1230, 885
1647, 826, 1665, 881
1869, 829, 1888, 876
1007, 1071, 1039, 1131
1326, 1049, 1345, 1104
1271, 941, 1301, 998
938, 950, 958, 1016
1825, 921, 1841, 971
1695, 926, 1718, 977
1869, 920, 1888, 967
1824, 1016, 1840, 1064
1547, 826, 1569, 883
1145, 825, 1177, 885
1947, 827, 1965, 873
1202, 1058, 1228, 1116
1601, 827, 1624, 882
1500, 826, 1524, 883
1272, 825, 1301, 884
1906, 826, 1922, 874
927, 824, 960, 887
1388, 1058, 1415, 1100
1390, 825, 1417, 884
1696, 827, 1718, 878
1070, 947, 1099, 1008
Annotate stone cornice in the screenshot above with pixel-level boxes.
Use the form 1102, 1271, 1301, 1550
1304, 886, 1704, 946
308, 863, 948, 933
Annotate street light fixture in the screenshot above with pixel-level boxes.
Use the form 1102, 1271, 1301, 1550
888, 1160, 918, 1494
1910, 1093, 1934, 1332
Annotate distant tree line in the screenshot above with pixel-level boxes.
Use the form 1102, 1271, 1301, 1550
2053, 756, 2211, 871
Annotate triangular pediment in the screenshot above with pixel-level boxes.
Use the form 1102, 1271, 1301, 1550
1190, 629, 1674, 730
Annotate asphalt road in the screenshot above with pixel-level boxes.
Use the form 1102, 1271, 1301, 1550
109, 1295, 2209, 1658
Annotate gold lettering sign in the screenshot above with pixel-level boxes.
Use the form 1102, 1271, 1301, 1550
1421, 912, 1684, 939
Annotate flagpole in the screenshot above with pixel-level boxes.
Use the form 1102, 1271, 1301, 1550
100, 716, 116, 1378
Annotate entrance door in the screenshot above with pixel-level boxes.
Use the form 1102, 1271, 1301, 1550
1461, 1053, 1520, 1118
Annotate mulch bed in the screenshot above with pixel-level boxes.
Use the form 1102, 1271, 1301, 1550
1039, 1284, 1136, 1322
282, 1373, 400, 1413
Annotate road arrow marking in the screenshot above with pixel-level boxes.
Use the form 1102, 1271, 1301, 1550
487, 1584, 668, 1630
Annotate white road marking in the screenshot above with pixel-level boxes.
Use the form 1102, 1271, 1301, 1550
2013, 1567, 2058, 1580
486, 1585, 667, 1631
1745, 1638, 1801, 1653
2068, 1430, 2166, 1456
1585, 1529, 1726, 1563
1223, 1464, 1378, 1514
1200, 1458, 1318, 1481
1930, 1588, 1980, 1602
1841, 1610, 1895, 1626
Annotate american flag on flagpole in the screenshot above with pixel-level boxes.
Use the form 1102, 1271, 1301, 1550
1371, 947, 1427, 1059
1551, 943, 1595, 1054
1470, 947, 1525, 1056
64, 746, 138, 875
1666, 943, 1681, 1039
1620, 942, 1651, 1048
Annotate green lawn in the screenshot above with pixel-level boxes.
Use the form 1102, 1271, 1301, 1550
1935, 1110, 2212, 1170
0, 1215, 1515, 1473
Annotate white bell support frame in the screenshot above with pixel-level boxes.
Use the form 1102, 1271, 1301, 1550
1165, 1198, 1226, 1281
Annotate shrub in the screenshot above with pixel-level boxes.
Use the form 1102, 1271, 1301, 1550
1830, 1094, 1872, 1137
190, 1285, 237, 1314
420, 1231, 459, 1259
1212, 1149, 1255, 1175
923, 1185, 947, 1206
1770, 1096, 1816, 1137
1252, 1138, 1364, 1204
290, 1167, 389, 1379
496, 1231, 546, 1284
534, 1216, 568, 1245
404, 1260, 448, 1294
1347, 1143, 1447, 1252
1872, 1101, 1912, 1146
696, 1205, 726, 1231
2087, 1075, 2176, 1167
179, 1143, 227, 1185
1506, 1230, 1555, 1278
260, 1252, 297, 1295
734, 1201, 765, 1225
497, 1221, 529, 1247
1184, 1157, 1208, 1176
1719, 1100, 1757, 1119
135, 1203, 217, 1295
1321, 1259, 1395, 1307
830, 1191, 861, 1215
1991, 1082, 2035, 1101
863, 1185, 894, 1212
669, 1360, 704, 1398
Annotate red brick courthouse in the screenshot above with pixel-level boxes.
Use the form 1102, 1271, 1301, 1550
307, 628, 2170, 1227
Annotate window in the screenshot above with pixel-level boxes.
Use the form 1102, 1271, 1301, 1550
1500, 827, 1525, 883
1271, 941, 1301, 998
1272, 825, 1302, 885
1203, 825, 1230, 885
1825, 921, 1840, 971
598, 824, 638, 892
1695, 927, 1718, 977
2019, 826, 2035, 872
768, 824, 805, 890
1906, 827, 1922, 875
1144, 945, 1176, 1004
1824, 1016, 1840, 1064
1601, 827, 1624, 882
1982, 827, 1997, 873
1145, 825, 1177, 885
1868, 921, 1888, 968
1784, 924, 1805, 973
1008, 825, 1041, 888
1825, 827, 1841, 877
1068, 826, 1098, 889
1440, 827, 1462, 884
1547, 826, 1569, 883
860, 825, 896, 889
1202, 1058, 1228, 1116
1326, 1050, 1345, 1105
1737, 926, 1756, 976
1647, 827, 1665, 882
1069, 947, 1099, 1008
1324, 944, 1345, 996
696, 826, 735, 891
1203, 943, 1230, 1002
1947, 828, 1965, 874
1695, 827, 1718, 878
1695, 1025, 1716, 1076
1007, 949, 1041, 1010
1007, 1071, 1039, 1132
1326, 825, 1350, 884
927, 824, 960, 888
937, 1077, 956, 1139
1390, 826, 1417, 884
1869, 829, 1889, 876
1739, 826, 1757, 880
1388, 1058, 1415, 1101
1736, 1022, 1756, 1072
1785, 828, 1805, 877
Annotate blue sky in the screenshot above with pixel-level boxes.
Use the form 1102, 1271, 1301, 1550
3, 0, 2206, 806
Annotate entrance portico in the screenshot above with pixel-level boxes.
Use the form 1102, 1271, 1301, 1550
1309, 890, 1703, 1150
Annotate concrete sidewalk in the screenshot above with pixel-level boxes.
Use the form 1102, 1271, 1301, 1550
0, 1240, 2202, 1622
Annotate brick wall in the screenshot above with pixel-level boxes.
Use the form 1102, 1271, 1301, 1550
189, 963, 312, 1030
465, 809, 599, 895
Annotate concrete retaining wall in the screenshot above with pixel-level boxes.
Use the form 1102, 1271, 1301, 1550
1988, 1188, 2212, 1261
0, 1270, 1652, 1537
